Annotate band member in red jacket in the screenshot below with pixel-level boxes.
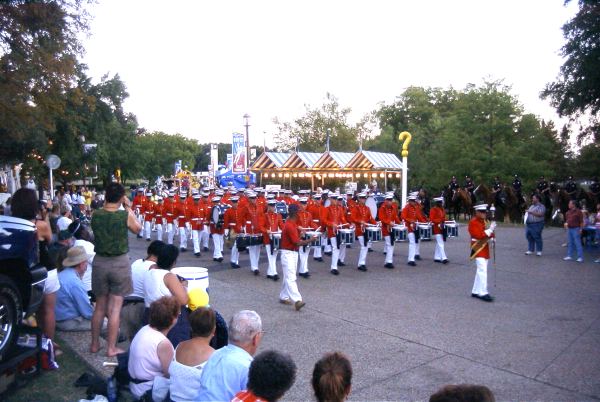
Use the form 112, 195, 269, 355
401, 193, 428, 266
307, 194, 324, 262
176, 192, 189, 252
154, 196, 164, 242
429, 197, 449, 264
351, 193, 377, 271
469, 203, 496, 302
322, 194, 349, 275
209, 196, 225, 262
188, 194, 206, 257
378, 193, 401, 269
132, 187, 145, 237
142, 191, 154, 242
223, 196, 242, 268
163, 191, 177, 245
240, 192, 265, 275
296, 197, 318, 278
264, 200, 285, 281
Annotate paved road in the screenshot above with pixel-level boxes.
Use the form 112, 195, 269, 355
75, 224, 600, 401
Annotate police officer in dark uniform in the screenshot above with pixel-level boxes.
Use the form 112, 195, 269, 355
492, 176, 502, 206
590, 176, 600, 196
512, 174, 523, 204
465, 175, 475, 204
565, 176, 577, 200
448, 176, 459, 192
537, 176, 549, 195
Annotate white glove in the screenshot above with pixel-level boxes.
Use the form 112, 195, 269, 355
224, 229, 230, 236
490, 221, 497, 231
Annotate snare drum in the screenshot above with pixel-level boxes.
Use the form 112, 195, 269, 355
338, 228, 355, 245
304, 231, 322, 247
418, 223, 432, 241
392, 225, 407, 241
248, 234, 263, 246
236, 234, 250, 249
444, 221, 458, 238
365, 226, 382, 242
270, 232, 282, 249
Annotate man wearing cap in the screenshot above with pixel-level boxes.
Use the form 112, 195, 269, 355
163, 191, 178, 245
448, 176, 459, 192
133, 188, 145, 238
464, 176, 476, 205
177, 192, 190, 252
241, 192, 265, 275
224, 196, 242, 268
263, 200, 284, 280
152, 197, 164, 242
319, 192, 333, 256
279, 204, 317, 311
565, 175, 577, 200
512, 174, 524, 203
189, 193, 206, 257
379, 193, 401, 269
469, 204, 496, 302
430, 197, 449, 264
140, 191, 154, 240
351, 193, 377, 271
210, 196, 225, 262
401, 193, 428, 266
55, 246, 95, 331
322, 195, 349, 275
296, 197, 318, 278
200, 192, 211, 252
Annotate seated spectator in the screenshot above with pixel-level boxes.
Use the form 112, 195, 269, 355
55, 246, 94, 331
121, 240, 164, 341
169, 306, 216, 402
187, 287, 228, 350
429, 384, 495, 402
196, 310, 263, 401
233, 350, 297, 402
142, 244, 189, 347
128, 296, 179, 400
47, 230, 74, 271
69, 220, 95, 292
57, 209, 73, 231
312, 352, 352, 402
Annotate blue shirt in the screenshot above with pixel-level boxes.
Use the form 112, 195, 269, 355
196, 344, 253, 402
55, 267, 93, 321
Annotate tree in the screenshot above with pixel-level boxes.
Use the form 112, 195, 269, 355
541, 0, 600, 144
0, 0, 90, 162
137, 132, 201, 180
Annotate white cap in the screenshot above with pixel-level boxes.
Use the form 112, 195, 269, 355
385, 192, 395, 199
211, 196, 221, 202
358, 192, 368, 198
192, 194, 201, 200
230, 196, 239, 202
299, 197, 308, 203
474, 203, 488, 211
248, 192, 257, 198
433, 197, 444, 202
267, 199, 277, 205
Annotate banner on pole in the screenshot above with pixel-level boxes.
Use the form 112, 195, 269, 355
232, 132, 246, 173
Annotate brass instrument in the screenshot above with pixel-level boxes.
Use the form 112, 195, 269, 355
225, 228, 238, 249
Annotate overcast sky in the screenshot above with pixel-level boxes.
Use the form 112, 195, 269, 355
81, 0, 578, 147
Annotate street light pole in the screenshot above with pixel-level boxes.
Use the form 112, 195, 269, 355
243, 114, 250, 175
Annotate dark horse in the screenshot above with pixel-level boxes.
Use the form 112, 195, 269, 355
474, 184, 506, 222
451, 188, 472, 221
503, 186, 523, 223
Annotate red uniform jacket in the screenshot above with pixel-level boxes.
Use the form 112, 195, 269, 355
401, 203, 427, 233
297, 210, 317, 231
306, 203, 322, 228
468, 216, 494, 259
378, 203, 399, 236
322, 205, 347, 238
176, 200, 188, 224
154, 202, 164, 221
143, 199, 155, 222
241, 203, 265, 235
209, 204, 225, 235
429, 206, 446, 235
133, 194, 144, 212
351, 204, 376, 236
188, 202, 206, 231
263, 211, 284, 244
223, 206, 242, 233
163, 198, 177, 224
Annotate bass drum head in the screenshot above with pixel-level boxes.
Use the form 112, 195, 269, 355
365, 196, 377, 220
211, 206, 221, 224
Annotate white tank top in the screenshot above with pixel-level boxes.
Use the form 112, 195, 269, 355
128, 325, 173, 399
168, 345, 208, 401
143, 269, 172, 307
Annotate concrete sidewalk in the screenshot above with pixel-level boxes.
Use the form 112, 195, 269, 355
62, 224, 600, 401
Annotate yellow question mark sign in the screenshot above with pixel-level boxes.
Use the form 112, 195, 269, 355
398, 131, 412, 157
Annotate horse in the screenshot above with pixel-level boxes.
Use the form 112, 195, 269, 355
444, 188, 461, 221
474, 184, 506, 222
453, 188, 472, 221
584, 191, 599, 213
503, 186, 523, 224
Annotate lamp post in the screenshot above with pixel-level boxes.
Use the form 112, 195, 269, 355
243, 114, 250, 175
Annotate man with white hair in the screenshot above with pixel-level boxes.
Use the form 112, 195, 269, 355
196, 310, 263, 401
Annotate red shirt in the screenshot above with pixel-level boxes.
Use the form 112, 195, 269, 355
378, 202, 399, 236
401, 202, 427, 233
429, 206, 446, 235
351, 204, 376, 236
263, 211, 284, 244
232, 390, 266, 402
468, 216, 494, 259
281, 219, 301, 251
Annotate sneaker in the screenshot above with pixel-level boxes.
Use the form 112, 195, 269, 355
576, 258, 583, 263
525, 251, 532, 255
563, 256, 572, 261
536, 252, 542, 256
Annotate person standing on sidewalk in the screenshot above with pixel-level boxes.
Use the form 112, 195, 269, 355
563, 200, 584, 263
525, 194, 546, 256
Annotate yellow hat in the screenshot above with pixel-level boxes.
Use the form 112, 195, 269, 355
188, 288, 210, 311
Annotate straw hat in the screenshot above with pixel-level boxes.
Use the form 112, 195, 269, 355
62, 246, 92, 267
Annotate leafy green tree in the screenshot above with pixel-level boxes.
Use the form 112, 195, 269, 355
541, 0, 600, 144
137, 132, 201, 179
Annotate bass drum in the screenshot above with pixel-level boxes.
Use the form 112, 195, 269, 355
365, 196, 378, 220
275, 201, 288, 220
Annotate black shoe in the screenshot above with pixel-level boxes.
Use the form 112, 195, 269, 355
216, 257, 223, 263
434, 259, 442, 263
471, 293, 480, 299
146, 238, 151, 242
368, 248, 373, 253
480, 294, 494, 302
313, 257, 324, 262
442, 259, 449, 264
137, 234, 142, 239
194, 252, 201, 257
324, 251, 332, 256
346, 244, 351, 248
253, 269, 259, 276
180, 247, 186, 252
266, 274, 274, 280
299, 272, 311, 278
357, 265, 367, 271
330, 269, 339, 276
337, 261, 346, 267
213, 258, 219, 261
231, 263, 240, 269
415, 255, 421, 260
384, 263, 394, 269
272, 274, 279, 281
202, 247, 209, 252
407, 261, 416, 266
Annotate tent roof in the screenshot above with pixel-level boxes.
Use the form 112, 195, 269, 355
251, 152, 291, 169
345, 151, 403, 170
281, 152, 322, 169
313, 152, 355, 169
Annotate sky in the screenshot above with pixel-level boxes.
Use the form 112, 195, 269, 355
81, 0, 579, 148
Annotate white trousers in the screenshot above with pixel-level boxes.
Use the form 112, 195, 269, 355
265, 244, 279, 276
434, 234, 447, 261
323, 233, 332, 253
230, 240, 239, 264
384, 235, 395, 264
249, 245, 261, 271
280, 250, 302, 303
298, 245, 310, 273
201, 225, 210, 248
144, 221, 152, 240
329, 237, 346, 269
472, 257, 488, 296
155, 223, 163, 241
313, 242, 322, 258
138, 214, 144, 236
408, 232, 420, 262
179, 226, 188, 249
212, 234, 223, 259
167, 223, 175, 245
358, 236, 369, 266
192, 230, 201, 254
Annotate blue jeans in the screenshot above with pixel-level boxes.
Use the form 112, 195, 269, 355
566, 228, 583, 259
526, 222, 544, 252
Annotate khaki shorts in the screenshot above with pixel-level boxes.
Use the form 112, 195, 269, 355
92, 254, 133, 297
